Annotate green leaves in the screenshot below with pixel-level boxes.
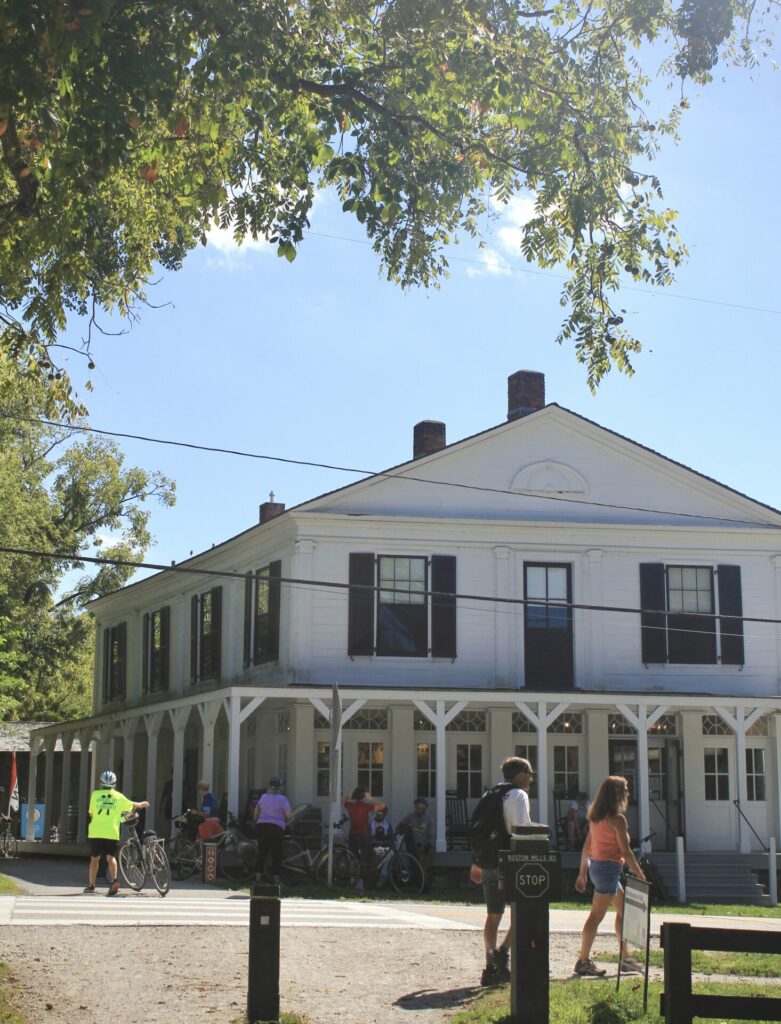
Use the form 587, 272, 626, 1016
0, 0, 773, 400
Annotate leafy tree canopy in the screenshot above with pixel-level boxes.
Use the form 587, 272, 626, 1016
0, 355, 175, 720
0, 0, 775, 407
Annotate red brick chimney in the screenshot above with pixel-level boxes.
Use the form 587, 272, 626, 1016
507, 370, 545, 421
413, 420, 447, 459
259, 491, 285, 523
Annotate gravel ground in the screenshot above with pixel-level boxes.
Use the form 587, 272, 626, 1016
0, 924, 634, 1024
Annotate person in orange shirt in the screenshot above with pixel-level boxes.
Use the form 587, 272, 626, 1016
574, 775, 645, 976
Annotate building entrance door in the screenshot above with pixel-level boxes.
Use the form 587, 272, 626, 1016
648, 739, 683, 851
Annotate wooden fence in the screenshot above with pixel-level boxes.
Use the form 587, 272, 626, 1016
660, 922, 781, 1023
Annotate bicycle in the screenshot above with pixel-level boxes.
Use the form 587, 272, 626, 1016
117, 811, 171, 896
368, 828, 426, 897
167, 811, 257, 883
262, 816, 361, 888
0, 813, 17, 859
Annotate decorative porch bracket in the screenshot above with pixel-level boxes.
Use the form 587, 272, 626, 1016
414, 699, 468, 852
616, 703, 670, 852
714, 704, 764, 854
143, 711, 165, 828
514, 701, 569, 828
168, 706, 192, 826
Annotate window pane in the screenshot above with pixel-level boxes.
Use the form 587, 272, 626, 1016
547, 569, 567, 601
682, 567, 697, 589
705, 776, 716, 801
526, 567, 546, 599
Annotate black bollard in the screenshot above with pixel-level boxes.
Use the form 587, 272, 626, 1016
247, 883, 281, 1024
500, 824, 560, 1024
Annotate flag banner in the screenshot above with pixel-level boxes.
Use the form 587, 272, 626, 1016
8, 751, 19, 813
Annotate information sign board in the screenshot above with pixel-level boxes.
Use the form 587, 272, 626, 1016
623, 875, 651, 949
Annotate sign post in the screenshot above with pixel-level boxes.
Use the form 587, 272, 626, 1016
326, 683, 343, 886
618, 874, 652, 1012
500, 825, 560, 1024
247, 883, 281, 1024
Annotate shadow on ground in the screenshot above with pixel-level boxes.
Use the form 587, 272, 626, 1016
393, 985, 481, 1010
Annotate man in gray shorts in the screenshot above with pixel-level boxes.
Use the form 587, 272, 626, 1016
469, 756, 535, 986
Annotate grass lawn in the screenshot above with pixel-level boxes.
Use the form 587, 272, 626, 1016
0, 964, 26, 1024
0, 875, 21, 895
452, 978, 781, 1024
552, 899, 781, 918
601, 949, 781, 978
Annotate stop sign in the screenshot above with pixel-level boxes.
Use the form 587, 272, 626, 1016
515, 862, 550, 899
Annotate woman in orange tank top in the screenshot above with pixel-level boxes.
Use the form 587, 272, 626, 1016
573, 775, 645, 977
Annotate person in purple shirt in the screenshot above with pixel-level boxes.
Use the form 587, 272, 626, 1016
252, 776, 292, 883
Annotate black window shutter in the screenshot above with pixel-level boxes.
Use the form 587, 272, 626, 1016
142, 613, 149, 694
243, 572, 253, 667
103, 627, 110, 702
348, 553, 375, 656
431, 555, 457, 658
117, 622, 127, 697
268, 560, 282, 661
190, 594, 199, 682
639, 564, 667, 663
160, 606, 171, 689
211, 586, 222, 677
718, 565, 744, 665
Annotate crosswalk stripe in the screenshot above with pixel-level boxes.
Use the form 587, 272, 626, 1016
0, 895, 477, 929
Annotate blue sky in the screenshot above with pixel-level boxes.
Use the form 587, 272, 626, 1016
58, 60, 781, 578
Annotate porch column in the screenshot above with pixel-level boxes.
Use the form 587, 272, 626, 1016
414, 699, 467, 852
96, 723, 113, 777
226, 694, 241, 818
715, 704, 763, 854
25, 737, 42, 841
42, 735, 57, 842
515, 701, 568, 825
143, 711, 164, 830
120, 718, 139, 796
169, 706, 192, 830
76, 731, 92, 843
617, 703, 670, 852
59, 734, 73, 836
198, 700, 222, 791
775, 715, 781, 845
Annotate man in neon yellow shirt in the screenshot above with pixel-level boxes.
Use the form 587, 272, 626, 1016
85, 769, 150, 896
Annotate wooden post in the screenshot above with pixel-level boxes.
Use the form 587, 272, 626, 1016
247, 883, 281, 1024
661, 922, 692, 1024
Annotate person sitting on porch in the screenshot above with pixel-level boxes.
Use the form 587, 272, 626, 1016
369, 808, 393, 843
398, 798, 435, 877
568, 791, 590, 847
343, 787, 385, 884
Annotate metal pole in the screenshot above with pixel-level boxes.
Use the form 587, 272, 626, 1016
676, 835, 686, 904
769, 836, 778, 907
327, 684, 342, 886
247, 883, 281, 1024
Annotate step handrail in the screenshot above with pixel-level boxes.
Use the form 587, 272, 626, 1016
650, 798, 678, 848
732, 799, 769, 852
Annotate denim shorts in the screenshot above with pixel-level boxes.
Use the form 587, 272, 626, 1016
588, 858, 623, 895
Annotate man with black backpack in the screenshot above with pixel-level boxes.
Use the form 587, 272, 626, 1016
468, 755, 535, 986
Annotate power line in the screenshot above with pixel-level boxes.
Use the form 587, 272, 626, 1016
307, 230, 781, 318
2, 544, 779, 632
2, 412, 778, 530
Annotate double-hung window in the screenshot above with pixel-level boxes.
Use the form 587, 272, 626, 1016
347, 552, 457, 658
190, 586, 222, 682
639, 564, 744, 665
243, 561, 281, 666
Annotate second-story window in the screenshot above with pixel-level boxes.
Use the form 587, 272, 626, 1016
347, 552, 457, 658
142, 607, 170, 694
102, 623, 127, 702
243, 561, 281, 667
191, 586, 222, 683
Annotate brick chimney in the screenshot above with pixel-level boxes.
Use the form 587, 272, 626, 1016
413, 420, 447, 459
507, 370, 545, 421
259, 491, 285, 523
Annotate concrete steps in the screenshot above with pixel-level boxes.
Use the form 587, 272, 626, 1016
651, 851, 770, 905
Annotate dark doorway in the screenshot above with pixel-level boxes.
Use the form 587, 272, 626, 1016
648, 738, 683, 851
523, 563, 574, 689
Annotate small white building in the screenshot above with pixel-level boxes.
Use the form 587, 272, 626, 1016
29, 371, 781, 867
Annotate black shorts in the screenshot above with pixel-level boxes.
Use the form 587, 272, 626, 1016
482, 866, 506, 916
89, 838, 119, 857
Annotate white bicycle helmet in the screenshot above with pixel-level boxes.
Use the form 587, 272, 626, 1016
100, 769, 117, 788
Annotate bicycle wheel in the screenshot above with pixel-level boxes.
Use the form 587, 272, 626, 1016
149, 843, 171, 896
167, 836, 197, 880
265, 839, 307, 885
315, 847, 361, 888
118, 840, 146, 890
219, 837, 257, 882
1, 829, 18, 859
388, 852, 425, 896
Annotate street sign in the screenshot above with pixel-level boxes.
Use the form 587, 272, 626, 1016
501, 850, 561, 901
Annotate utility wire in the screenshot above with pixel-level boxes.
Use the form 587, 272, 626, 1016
2, 412, 778, 530
307, 230, 781, 318
3, 544, 779, 632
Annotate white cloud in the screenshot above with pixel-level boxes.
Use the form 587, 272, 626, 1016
466, 247, 512, 278
207, 222, 272, 256
496, 194, 537, 254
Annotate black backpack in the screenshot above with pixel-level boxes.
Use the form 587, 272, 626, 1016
469, 783, 515, 868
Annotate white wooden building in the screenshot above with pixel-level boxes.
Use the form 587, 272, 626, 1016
28, 371, 781, 861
